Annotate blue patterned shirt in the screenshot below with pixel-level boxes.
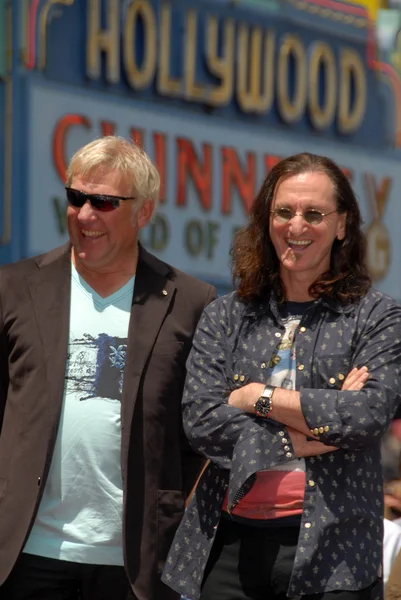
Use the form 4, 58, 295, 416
163, 289, 401, 599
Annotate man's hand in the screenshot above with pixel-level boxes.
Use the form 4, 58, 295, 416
341, 366, 369, 391
288, 366, 370, 457
287, 426, 338, 457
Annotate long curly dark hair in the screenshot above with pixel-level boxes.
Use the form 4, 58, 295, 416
232, 152, 371, 304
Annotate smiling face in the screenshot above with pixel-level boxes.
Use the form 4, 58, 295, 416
67, 170, 153, 276
269, 171, 347, 299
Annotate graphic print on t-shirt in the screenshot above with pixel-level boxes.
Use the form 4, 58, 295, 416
66, 333, 127, 402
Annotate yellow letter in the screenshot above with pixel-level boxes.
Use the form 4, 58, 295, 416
237, 24, 275, 113
86, 0, 119, 83
124, 0, 156, 89
338, 47, 366, 133
277, 35, 307, 124
309, 42, 336, 130
205, 16, 235, 106
157, 3, 181, 97
184, 8, 205, 101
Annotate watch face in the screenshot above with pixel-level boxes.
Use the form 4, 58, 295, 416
255, 398, 271, 416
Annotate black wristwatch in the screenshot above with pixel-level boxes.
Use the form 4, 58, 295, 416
254, 384, 275, 418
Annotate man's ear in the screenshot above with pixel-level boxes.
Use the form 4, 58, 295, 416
337, 212, 347, 241
136, 199, 154, 229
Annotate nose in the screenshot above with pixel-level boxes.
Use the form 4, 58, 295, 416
76, 200, 96, 221
288, 214, 307, 236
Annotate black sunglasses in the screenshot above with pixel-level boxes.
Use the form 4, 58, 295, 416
271, 207, 338, 226
65, 187, 136, 212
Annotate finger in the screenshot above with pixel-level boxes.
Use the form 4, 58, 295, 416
342, 373, 369, 391
344, 366, 368, 383
341, 367, 369, 390
303, 443, 338, 457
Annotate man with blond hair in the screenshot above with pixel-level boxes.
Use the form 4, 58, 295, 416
0, 136, 216, 600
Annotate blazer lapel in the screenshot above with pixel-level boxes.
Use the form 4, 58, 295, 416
121, 249, 175, 452
28, 245, 71, 427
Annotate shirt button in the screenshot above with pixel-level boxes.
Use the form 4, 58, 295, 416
304, 522, 312, 528
261, 363, 266, 369
329, 377, 336, 384
162, 289, 168, 296
298, 364, 304, 371
308, 480, 316, 487
300, 326, 306, 333
275, 332, 282, 338
286, 452, 292, 458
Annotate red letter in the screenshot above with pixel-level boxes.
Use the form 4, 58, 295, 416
100, 121, 116, 136
176, 139, 212, 211
221, 147, 255, 215
130, 128, 143, 147
52, 114, 91, 183
264, 154, 282, 174
154, 132, 167, 204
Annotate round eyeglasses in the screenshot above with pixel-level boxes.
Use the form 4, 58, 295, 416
271, 207, 338, 226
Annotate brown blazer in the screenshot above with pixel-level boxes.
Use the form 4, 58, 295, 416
0, 243, 216, 600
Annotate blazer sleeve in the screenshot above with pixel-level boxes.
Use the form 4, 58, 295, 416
180, 283, 217, 497
300, 294, 401, 450
183, 298, 296, 471
0, 275, 9, 434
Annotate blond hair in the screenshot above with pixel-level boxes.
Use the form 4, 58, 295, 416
66, 136, 160, 211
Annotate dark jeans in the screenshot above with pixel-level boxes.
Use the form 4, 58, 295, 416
0, 553, 136, 600
200, 516, 382, 600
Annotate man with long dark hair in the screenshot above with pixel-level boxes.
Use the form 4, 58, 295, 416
163, 153, 401, 600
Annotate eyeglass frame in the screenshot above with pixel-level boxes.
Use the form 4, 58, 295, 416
270, 207, 339, 225
65, 187, 137, 212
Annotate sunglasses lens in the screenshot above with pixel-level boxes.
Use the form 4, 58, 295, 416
90, 197, 119, 212
304, 210, 323, 225
66, 189, 85, 208
274, 208, 293, 222
66, 189, 120, 212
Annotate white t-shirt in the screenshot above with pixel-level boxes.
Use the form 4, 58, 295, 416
24, 265, 134, 565
383, 518, 401, 582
